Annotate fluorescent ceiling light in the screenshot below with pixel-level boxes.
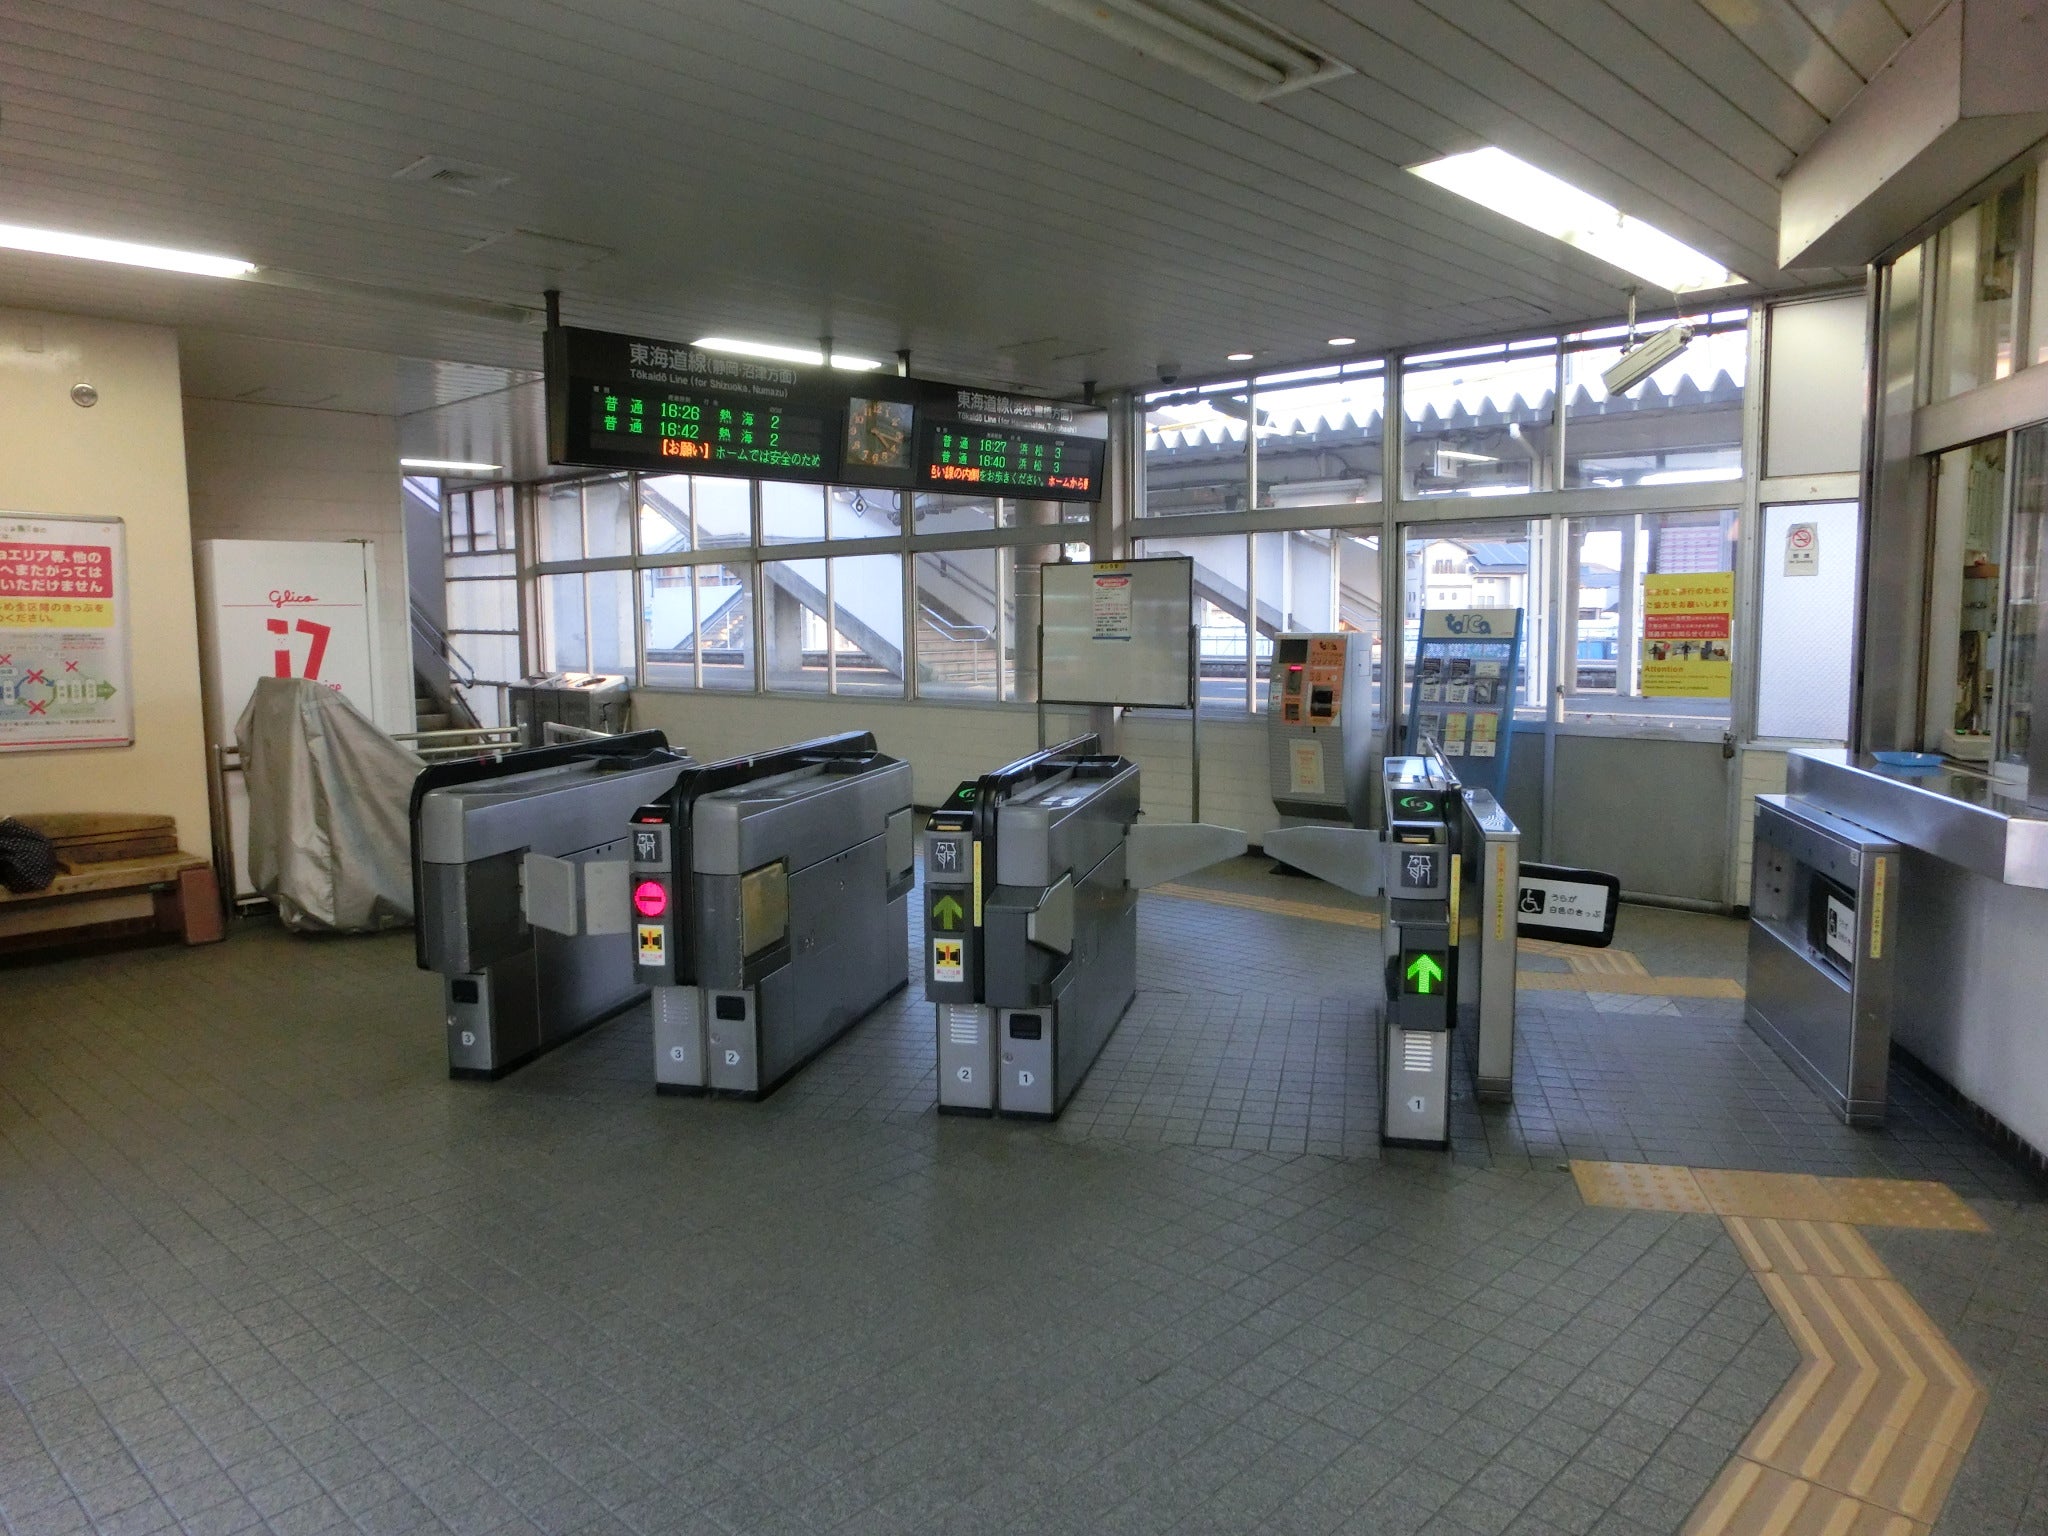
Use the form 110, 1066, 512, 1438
1226, 351, 1254, 362
693, 336, 883, 371
1409, 148, 1742, 293
1435, 450, 1497, 463
401, 458, 501, 474
1327, 336, 1356, 347
0, 221, 254, 278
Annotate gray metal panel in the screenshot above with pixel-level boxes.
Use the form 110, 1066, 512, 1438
1745, 796, 1900, 1125
1550, 734, 1728, 903
417, 756, 684, 863
1787, 748, 2048, 887
1039, 558, 1193, 709
994, 760, 1140, 887
1460, 790, 1519, 1102
937, 1004, 995, 1111
652, 985, 704, 1089
691, 757, 913, 876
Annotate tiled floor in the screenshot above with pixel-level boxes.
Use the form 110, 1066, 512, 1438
2, 858, 2043, 1536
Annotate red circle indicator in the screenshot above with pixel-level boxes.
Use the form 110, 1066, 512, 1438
633, 879, 668, 918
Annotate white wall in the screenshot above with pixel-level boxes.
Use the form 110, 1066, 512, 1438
0, 309, 212, 849
182, 398, 413, 734
629, 690, 1287, 835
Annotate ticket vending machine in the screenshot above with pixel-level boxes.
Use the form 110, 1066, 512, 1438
1267, 632, 1374, 826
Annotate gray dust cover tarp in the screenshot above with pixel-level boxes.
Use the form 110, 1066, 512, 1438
236, 677, 423, 933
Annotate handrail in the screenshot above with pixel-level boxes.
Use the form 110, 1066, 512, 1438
917, 603, 994, 644
409, 601, 479, 689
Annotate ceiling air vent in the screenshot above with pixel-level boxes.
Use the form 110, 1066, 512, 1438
1033, 0, 1351, 101
393, 155, 515, 197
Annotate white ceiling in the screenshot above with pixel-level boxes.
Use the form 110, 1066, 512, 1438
1, 0, 1936, 419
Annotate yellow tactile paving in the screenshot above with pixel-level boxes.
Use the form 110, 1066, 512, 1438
1564, 947, 1651, 976
1148, 881, 1751, 997
1147, 882, 1381, 929
1569, 1164, 1989, 1231
1517, 970, 1746, 998
1725, 1218, 1889, 1280
1577, 1164, 1990, 1536
1683, 1459, 1926, 1536
1825, 1178, 1991, 1233
1572, 1159, 1715, 1213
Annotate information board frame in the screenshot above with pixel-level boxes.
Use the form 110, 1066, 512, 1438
1037, 558, 1195, 710
0, 509, 132, 753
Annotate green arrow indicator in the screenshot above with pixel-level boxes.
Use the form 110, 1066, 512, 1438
1405, 953, 1444, 994
932, 894, 964, 932
96, 681, 117, 700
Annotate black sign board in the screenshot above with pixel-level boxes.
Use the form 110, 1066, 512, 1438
1515, 862, 1621, 948
545, 326, 1106, 500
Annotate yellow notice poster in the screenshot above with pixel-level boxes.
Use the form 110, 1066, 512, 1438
1640, 572, 1733, 698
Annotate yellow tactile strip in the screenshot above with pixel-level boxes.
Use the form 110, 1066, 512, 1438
1571, 1164, 1990, 1536
1148, 882, 1381, 930
1571, 1162, 1990, 1231
1147, 883, 1748, 997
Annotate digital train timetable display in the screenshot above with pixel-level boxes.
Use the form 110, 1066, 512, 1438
584, 384, 830, 475
919, 423, 1104, 501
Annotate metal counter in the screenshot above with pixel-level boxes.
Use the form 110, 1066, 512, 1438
1785, 749, 2048, 888
1783, 748, 2048, 1159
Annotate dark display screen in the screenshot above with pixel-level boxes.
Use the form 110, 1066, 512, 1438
586, 384, 829, 475
547, 327, 1106, 500
919, 423, 1104, 498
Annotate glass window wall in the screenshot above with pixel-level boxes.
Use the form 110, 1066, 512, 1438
1254, 362, 1385, 509
1931, 178, 2027, 399
1756, 502, 1860, 743
1562, 316, 1746, 489
1401, 341, 1557, 499
1143, 381, 1250, 515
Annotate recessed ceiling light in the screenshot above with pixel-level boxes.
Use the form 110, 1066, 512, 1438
1410, 147, 1742, 293
0, 222, 254, 278
1226, 351, 1255, 362
400, 458, 502, 474
693, 336, 883, 371
1327, 337, 1356, 347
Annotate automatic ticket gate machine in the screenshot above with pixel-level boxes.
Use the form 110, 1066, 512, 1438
626, 732, 914, 1098
411, 731, 693, 1079
924, 736, 1248, 1119
1378, 756, 1459, 1147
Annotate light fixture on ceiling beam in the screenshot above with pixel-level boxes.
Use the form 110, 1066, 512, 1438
1226, 351, 1254, 362
1032, 0, 1352, 102
1326, 336, 1356, 347
0, 221, 255, 278
692, 336, 884, 371
1409, 147, 1742, 294
400, 458, 502, 474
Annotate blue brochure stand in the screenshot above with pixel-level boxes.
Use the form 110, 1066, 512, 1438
1403, 609, 1524, 800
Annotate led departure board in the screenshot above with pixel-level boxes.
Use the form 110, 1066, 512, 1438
585, 383, 830, 474
546, 326, 1107, 500
920, 423, 1104, 497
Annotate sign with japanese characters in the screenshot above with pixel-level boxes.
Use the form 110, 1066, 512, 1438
1640, 572, 1734, 698
0, 511, 131, 752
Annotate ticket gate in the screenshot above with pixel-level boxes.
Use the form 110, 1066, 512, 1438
924, 736, 1247, 1118
1269, 748, 1623, 1148
411, 730, 692, 1079
627, 732, 914, 1099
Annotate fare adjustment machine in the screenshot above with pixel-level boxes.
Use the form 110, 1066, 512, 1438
1380, 757, 1456, 1147
923, 736, 1246, 1118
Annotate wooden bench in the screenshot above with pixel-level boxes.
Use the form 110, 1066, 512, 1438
0, 813, 224, 952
